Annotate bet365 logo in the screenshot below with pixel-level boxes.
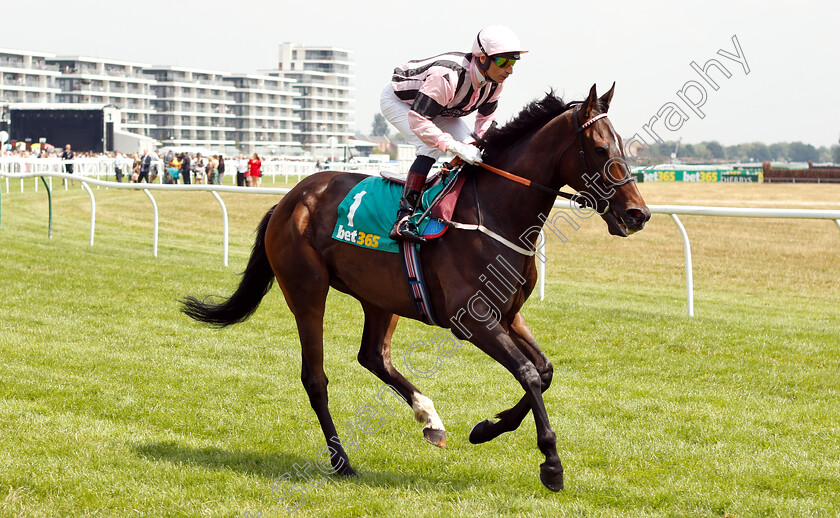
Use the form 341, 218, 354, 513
336, 225, 380, 248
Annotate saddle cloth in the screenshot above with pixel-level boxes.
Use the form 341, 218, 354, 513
331, 171, 466, 253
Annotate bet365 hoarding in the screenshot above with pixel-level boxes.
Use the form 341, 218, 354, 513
631, 165, 762, 183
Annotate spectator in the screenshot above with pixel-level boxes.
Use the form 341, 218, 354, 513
61, 144, 75, 186
137, 149, 152, 183
149, 149, 161, 183
236, 155, 248, 186
131, 153, 141, 182
207, 155, 219, 185
165, 154, 180, 184
180, 152, 191, 184
247, 153, 262, 187
216, 154, 225, 185
192, 152, 207, 184
114, 151, 124, 182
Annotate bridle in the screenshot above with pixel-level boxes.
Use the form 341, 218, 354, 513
476, 104, 635, 215
437, 104, 637, 257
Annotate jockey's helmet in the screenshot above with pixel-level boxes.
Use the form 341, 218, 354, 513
471, 25, 528, 60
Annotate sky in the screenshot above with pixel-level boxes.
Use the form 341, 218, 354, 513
4, 0, 838, 147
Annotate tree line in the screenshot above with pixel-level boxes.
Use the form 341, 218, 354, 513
370, 113, 840, 165
633, 139, 840, 165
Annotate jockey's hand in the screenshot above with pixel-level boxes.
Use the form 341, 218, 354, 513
448, 141, 483, 164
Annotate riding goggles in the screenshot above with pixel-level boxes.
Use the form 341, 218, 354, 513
491, 56, 518, 69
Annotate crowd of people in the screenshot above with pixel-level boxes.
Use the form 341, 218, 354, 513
1, 146, 266, 187
119, 150, 265, 187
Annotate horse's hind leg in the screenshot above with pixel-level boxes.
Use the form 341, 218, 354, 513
469, 312, 553, 444
269, 237, 356, 476
297, 316, 356, 476
357, 302, 447, 447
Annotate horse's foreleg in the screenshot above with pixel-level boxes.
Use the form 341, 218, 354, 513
357, 303, 447, 447
469, 312, 553, 444
463, 317, 563, 492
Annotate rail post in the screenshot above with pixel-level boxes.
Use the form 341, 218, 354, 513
143, 189, 158, 257
81, 182, 96, 246
211, 190, 229, 267
538, 230, 546, 301
41, 177, 53, 239
670, 214, 694, 317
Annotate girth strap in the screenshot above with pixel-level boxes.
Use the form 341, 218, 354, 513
399, 241, 441, 326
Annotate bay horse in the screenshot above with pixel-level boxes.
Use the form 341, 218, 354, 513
181, 84, 651, 492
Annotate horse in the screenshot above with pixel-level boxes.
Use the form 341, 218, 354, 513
181, 84, 651, 492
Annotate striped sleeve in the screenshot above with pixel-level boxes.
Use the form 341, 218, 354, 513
406, 67, 461, 151
474, 84, 503, 137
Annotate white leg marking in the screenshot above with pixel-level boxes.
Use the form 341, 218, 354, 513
411, 393, 445, 431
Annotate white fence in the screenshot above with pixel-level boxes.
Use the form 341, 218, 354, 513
0, 156, 399, 186
0, 171, 291, 267
2, 170, 839, 317
549, 199, 840, 316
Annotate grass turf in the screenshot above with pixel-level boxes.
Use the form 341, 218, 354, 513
0, 179, 838, 517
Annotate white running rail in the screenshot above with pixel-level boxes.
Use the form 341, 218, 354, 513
2, 171, 839, 317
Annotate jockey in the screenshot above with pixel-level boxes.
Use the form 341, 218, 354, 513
380, 24, 527, 243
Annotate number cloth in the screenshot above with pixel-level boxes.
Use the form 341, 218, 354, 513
331, 176, 449, 253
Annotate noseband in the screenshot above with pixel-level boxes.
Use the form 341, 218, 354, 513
477, 104, 635, 214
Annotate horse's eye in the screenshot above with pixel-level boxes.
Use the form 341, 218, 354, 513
595, 146, 609, 156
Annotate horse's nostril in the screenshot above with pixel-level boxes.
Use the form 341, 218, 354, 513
627, 208, 645, 222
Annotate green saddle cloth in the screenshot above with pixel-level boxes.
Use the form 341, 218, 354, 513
331, 175, 447, 253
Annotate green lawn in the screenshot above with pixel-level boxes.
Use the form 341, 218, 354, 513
1, 181, 838, 517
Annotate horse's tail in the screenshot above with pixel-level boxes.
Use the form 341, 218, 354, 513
180, 205, 277, 327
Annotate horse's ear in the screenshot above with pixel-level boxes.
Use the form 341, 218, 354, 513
584, 84, 598, 118
599, 82, 615, 113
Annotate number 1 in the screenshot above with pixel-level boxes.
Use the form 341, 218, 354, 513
347, 190, 366, 227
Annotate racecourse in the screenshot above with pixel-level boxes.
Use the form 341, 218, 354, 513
1, 180, 839, 517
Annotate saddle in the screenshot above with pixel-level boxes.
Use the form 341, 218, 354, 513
379, 169, 441, 186
381, 164, 467, 224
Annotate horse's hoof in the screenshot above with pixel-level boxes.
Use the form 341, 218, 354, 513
423, 427, 447, 448
336, 463, 358, 477
469, 419, 493, 444
539, 464, 564, 492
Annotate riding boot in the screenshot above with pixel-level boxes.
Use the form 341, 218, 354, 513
390, 170, 428, 244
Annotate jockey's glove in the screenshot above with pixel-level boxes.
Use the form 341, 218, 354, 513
448, 141, 483, 164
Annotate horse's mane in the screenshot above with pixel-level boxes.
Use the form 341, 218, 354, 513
477, 90, 610, 162
476, 90, 572, 160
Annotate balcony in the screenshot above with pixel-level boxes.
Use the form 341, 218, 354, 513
0, 57, 25, 67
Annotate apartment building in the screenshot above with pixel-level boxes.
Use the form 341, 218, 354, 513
0, 48, 61, 106
143, 66, 236, 150
2, 45, 357, 156
270, 43, 355, 158
47, 56, 155, 137
226, 73, 301, 156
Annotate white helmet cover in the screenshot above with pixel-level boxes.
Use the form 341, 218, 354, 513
471, 25, 528, 57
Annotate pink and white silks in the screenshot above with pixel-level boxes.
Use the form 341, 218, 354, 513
380, 51, 502, 159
